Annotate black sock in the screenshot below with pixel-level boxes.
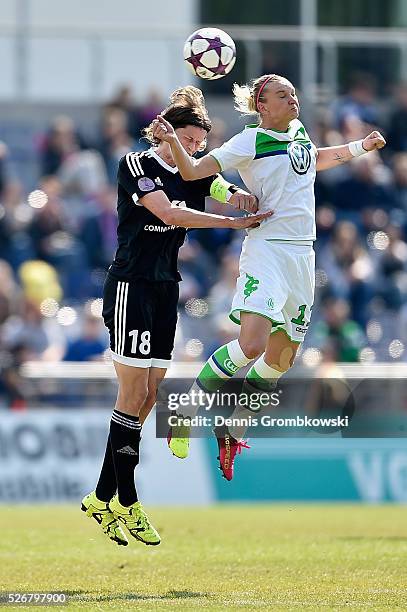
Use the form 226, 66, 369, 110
95, 433, 117, 503
109, 409, 141, 507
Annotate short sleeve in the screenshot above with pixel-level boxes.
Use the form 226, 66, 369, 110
117, 153, 161, 203
209, 130, 255, 172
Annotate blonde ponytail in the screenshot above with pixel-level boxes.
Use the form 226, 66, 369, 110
232, 83, 257, 115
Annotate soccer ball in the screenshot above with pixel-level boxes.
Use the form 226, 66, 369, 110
183, 28, 236, 80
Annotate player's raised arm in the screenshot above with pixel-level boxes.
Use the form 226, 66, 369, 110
316, 130, 386, 172
152, 115, 218, 179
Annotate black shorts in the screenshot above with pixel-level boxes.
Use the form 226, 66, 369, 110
102, 274, 179, 368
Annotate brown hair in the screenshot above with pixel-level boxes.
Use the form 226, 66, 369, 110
233, 74, 291, 115
143, 86, 211, 145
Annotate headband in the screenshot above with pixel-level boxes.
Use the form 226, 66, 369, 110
256, 76, 274, 110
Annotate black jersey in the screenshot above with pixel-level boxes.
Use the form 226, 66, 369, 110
108, 149, 216, 282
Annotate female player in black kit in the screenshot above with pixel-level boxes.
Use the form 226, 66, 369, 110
81, 86, 271, 546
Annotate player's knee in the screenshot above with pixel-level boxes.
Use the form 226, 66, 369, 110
239, 338, 264, 361
281, 346, 297, 369
144, 389, 157, 412
118, 383, 149, 413
269, 346, 297, 372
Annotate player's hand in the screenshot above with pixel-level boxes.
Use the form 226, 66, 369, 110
229, 210, 273, 230
152, 115, 176, 142
229, 190, 258, 213
362, 131, 386, 152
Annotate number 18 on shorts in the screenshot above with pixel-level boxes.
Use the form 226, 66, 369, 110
102, 274, 179, 369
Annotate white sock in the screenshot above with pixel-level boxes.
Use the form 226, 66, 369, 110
228, 354, 285, 440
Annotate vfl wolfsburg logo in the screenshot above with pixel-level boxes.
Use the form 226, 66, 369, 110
244, 274, 259, 303
288, 142, 311, 175
224, 359, 239, 374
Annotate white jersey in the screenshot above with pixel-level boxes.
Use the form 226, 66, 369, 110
210, 119, 317, 241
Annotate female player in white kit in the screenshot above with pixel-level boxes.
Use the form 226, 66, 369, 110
153, 74, 386, 480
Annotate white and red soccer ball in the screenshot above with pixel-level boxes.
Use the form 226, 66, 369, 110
183, 28, 236, 80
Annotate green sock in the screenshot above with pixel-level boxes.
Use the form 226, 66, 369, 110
197, 339, 252, 393
180, 340, 252, 419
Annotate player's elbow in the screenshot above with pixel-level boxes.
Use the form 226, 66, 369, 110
179, 168, 196, 181
161, 208, 177, 225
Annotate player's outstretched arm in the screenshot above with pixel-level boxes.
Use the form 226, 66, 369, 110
140, 190, 271, 229
152, 115, 219, 180
316, 130, 386, 172
209, 174, 258, 213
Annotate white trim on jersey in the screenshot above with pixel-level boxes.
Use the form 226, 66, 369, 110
110, 351, 152, 368
151, 358, 171, 368
131, 193, 144, 207
126, 152, 144, 177
133, 153, 143, 175
114, 281, 129, 355
125, 153, 137, 177
148, 148, 178, 174
120, 282, 129, 355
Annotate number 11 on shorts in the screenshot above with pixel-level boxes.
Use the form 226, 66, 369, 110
291, 304, 308, 326
129, 329, 151, 355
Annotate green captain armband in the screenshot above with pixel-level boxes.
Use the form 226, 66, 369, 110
209, 175, 239, 204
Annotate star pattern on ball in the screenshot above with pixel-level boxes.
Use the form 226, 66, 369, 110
187, 36, 233, 74
184, 29, 236, 80
205, 36, 223, 55
213, 61, 231, 75
186, 53, 205, 70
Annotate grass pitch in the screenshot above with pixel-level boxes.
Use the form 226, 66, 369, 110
1, 504, 406, 611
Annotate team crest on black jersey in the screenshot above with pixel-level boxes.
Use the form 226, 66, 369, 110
287, 142, 311, 175
138, 177, 155, 191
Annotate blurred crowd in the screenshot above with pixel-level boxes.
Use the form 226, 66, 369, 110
0, 74, 407, 407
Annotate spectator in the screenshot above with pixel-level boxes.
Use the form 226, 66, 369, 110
310, 297, 366, 362
178, 239, 216, 303
63, 313, 107, 361
27, 176, 88, 298
391, 153, 407, 218
332, 154, 395, 218
27, 176, 72, 263
40, 116, 82, 176
18, 259, 62, 307
1, 297, 63, 361
98, 106, 139, 184
375, 223, 407, 310
138, 88, 164, 130
332, 72, 381, 132
107, 84, 142, 141
58, 149, 107, 203
0, 141, 12, 197
386, 83, 407, 154
0, 260, 21, 325
40, 117, 108, 205
80, 186, 117, 270
319, 221, 374, 325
